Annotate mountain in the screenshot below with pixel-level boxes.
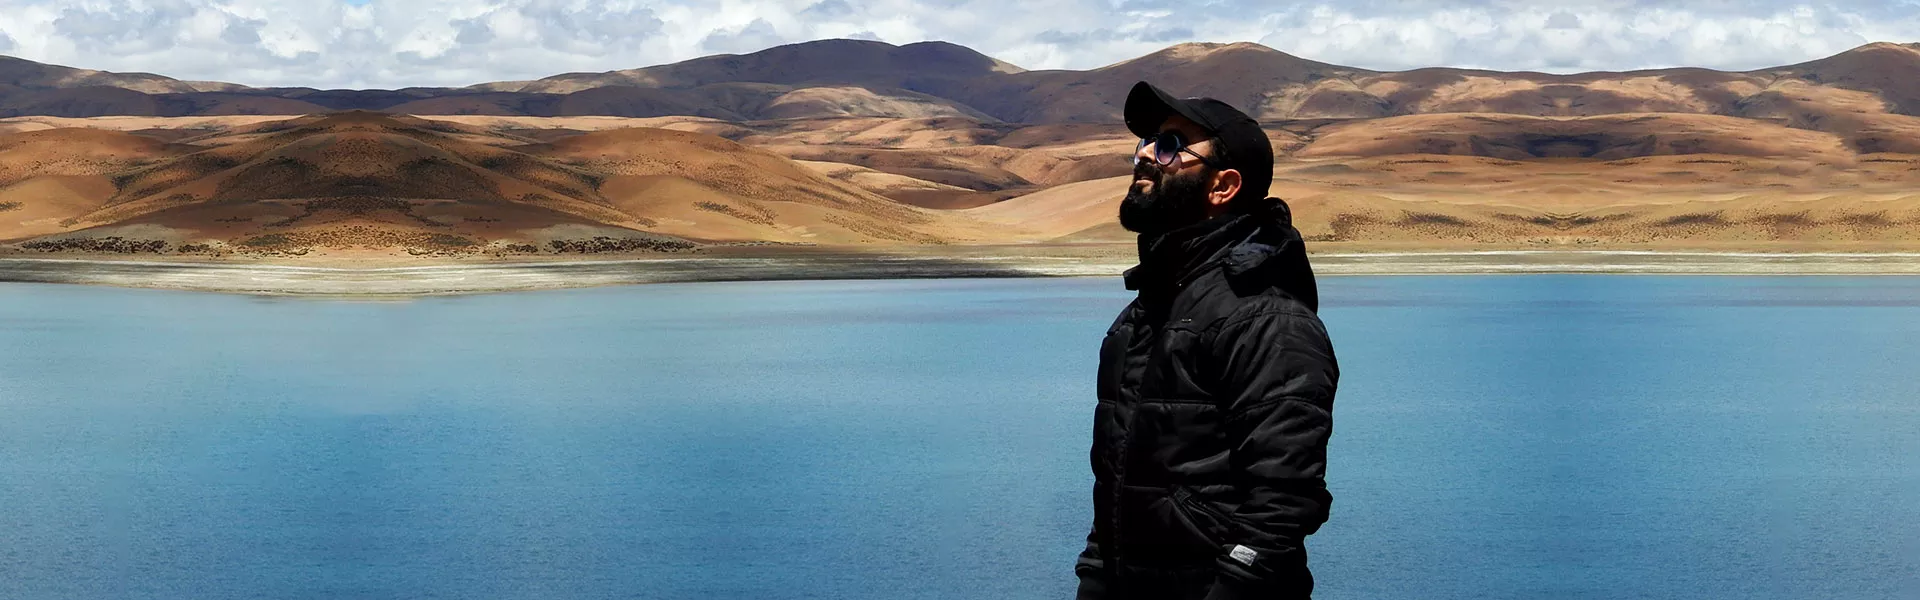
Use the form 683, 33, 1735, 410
1770, 42, 1920, 116
7, 39, 1920, 125
0, 40, 1025, 121
513, 39, 1024, 93
0, 55, 229, 94
8, 39, 1920, 258
0, 111, 997, 256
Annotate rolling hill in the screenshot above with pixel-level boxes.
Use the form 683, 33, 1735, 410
7, 39, 1920, 125
6, 39, 1920, 259
0, 111, 1006, 257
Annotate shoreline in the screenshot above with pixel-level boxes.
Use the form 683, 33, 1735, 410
6, 251, 1920, 297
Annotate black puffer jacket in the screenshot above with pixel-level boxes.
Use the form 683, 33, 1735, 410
1075, 200, 1338, 600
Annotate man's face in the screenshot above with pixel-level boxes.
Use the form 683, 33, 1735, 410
1120, 116, 1217, 236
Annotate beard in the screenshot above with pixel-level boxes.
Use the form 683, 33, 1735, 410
1118, 161, 1213, 236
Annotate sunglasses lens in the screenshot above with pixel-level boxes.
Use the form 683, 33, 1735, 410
1156, 132, 1183, 165
1135, 132, 1190, 166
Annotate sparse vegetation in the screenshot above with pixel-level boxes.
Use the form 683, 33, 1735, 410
1306, 213, 1381, 242
1833, 212, 1896, 229
694, 201, 776, 225
425, 234, 477, 247
547, 236, 699, 253
1655, 212, 1728, 227
1492, 212, 1631, 230
1396, 212, 1470, 228
1752, 212, 1816, 237
824, 214, 944, 244
20, 236, 168, 253
239, 234, 290, 248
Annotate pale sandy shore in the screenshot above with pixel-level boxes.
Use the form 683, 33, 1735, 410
5, 251, 1920, 297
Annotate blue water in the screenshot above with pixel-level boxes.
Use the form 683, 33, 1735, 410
1, 276, 1917, 599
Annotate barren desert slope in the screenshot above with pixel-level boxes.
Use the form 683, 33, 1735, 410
6, 38, 1920, 272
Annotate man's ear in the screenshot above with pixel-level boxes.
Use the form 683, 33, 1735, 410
1209, 168, 1242, 207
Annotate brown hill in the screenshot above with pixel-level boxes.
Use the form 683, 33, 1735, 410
0, 55, 211, 94
1, 111, 984, 257
8, 39, 1920, 127
515, 39, 1023, 94
0, 127, 191, 240
0, 86, 165, 117
956, 42, 1373, 122
10, 39, 1920, 258
1771, 42, 1920, 116
521, 126, 956, 243
1292, 113, 1858, 161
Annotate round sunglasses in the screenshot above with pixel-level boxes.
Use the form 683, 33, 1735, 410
1133, 130, 1222, 169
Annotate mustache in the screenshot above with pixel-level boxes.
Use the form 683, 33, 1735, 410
1133, 161, 1163, 181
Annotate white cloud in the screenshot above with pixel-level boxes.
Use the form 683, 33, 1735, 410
0, 0, 1915, 89
700, 17, 785, 54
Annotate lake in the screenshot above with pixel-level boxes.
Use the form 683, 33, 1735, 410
2, 275, 1917, 599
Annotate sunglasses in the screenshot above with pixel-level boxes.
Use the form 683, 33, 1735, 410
1134, 131, 1222, 169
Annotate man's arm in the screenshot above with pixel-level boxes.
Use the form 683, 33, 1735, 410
1203, 302, 1338, 600
1073, 528, 1110, 600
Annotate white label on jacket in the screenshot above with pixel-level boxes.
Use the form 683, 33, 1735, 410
1229, 545, 1258, 566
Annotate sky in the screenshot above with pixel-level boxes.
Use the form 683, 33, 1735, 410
1, 0, 1917, 89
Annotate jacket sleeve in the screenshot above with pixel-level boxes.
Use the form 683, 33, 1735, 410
1075, 416, 1113, 599
1073, 527, 1110, 599
1201, 301, 1338, 600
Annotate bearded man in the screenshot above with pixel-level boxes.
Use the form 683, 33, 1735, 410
1073, 81, 1340, 600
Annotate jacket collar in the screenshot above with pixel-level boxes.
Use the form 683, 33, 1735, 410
1122, 199, 1320, 313
1123, 210, 1249, 292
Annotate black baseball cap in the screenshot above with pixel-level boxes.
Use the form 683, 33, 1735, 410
1124, 81, 1273, 206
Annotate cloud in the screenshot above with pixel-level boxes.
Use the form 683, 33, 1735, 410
700, 18, 787, 55
221, 17, 267, 46
801, 0, 855, 19
451, 17, 493, 46
513, 0, 665, 54
51, 0, 198, 54
0, 0, 1915, 89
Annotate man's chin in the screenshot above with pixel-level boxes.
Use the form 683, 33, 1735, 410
1117, 198, 1159, 235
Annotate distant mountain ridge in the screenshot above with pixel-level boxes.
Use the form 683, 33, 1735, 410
9, 40, 1920, 258
4, 39, 1920, 125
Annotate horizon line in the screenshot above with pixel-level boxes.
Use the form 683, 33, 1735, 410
4, 37, 1918, 92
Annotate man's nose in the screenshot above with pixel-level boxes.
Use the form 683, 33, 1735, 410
1133, 140, 1156, 165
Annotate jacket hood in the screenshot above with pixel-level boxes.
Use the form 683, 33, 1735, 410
1124, 198, 1320, 313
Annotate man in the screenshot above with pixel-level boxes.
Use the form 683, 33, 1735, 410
1074, 81, 1339, 600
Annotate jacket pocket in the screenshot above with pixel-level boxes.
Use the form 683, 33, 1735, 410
1168, 486, 1228, 555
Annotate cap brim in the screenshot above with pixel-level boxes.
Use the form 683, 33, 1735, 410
1125, 81, 1212, 139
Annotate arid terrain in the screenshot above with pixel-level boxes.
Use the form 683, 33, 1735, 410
6, 38, 1920, 275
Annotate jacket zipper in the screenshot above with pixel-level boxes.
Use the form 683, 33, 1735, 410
1171, 486, 1232, 547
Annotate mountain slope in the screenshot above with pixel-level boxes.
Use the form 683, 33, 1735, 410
1, 111, 980, 255
6, 39, 1920, 126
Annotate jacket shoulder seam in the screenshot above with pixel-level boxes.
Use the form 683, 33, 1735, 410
1199, 298, 1317, 342
1224, 394, 1329, 420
